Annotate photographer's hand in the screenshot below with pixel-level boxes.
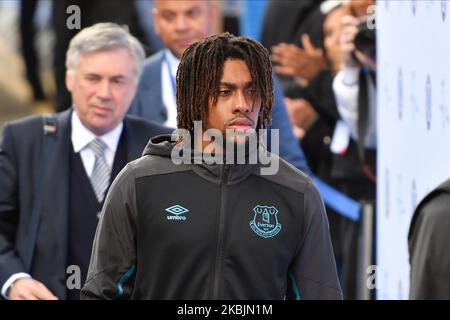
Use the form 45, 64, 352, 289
284, 97, 318, 139
271, 34, 325, 87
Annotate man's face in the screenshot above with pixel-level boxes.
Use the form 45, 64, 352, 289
66, 48, 138, 136
153, 0, 214, 58
205, 59, 261, 144
323, 6, 347, 73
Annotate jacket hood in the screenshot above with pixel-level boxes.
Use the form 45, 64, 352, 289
141, 134, 278, 185
142, 133, 261, 161
142, 134, 174, 158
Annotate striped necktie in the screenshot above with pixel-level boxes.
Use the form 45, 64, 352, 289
89, 138, 111, 202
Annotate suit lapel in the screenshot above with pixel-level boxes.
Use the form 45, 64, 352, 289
123, 118, 146, 161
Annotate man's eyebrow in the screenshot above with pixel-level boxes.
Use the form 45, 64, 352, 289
219, 81, 253, 88
186, 5, 201, 13
158, 8, 175, 14
83, 73, 128, 81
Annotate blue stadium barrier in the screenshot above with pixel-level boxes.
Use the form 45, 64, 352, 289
312, 176, 362, 222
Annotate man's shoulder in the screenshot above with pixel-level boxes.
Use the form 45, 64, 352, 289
142, 51, 165, 73
409, 179, 450, 243
124, 115, 172, 135
4, 109, 70, 131
135, 51, 164, 93
257, 152, 311, 194
1, 111, 71, 159
3, 113, 55, 141
416, 191, 450, 228
121, 153, 190, 183
4, 114, 45, 131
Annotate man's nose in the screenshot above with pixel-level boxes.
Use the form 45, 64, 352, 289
175, 15, 189, 31
97, 80, 112, 100
234, 91, 250, 113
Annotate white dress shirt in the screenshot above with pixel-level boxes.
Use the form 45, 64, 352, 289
71, 111, 123, 177
333, 65, 377, 149
1, 111, 123, 299
161, 49, 180, 128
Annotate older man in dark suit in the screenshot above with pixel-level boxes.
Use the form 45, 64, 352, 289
0, 23, 171, 300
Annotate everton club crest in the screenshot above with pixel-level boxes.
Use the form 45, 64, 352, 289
250, 205, 282, 238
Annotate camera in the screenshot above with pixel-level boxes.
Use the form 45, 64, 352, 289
353, 16, 376, 62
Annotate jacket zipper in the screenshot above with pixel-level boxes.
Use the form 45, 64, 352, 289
211, 164, 229, 299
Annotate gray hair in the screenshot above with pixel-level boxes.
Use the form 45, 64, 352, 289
65, 22, 145, 80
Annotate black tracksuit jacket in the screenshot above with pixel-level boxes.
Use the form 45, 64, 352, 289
81, 135, 342, 300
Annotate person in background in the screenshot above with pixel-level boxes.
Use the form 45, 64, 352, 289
19, 0, 46, 103
51, 0, 154, 112
261, 0, 325, 96
0, 23, 171, 300
81, 33, 342, 300
330, 0, 376, 299
128, 0, 312, 175
269, 0, 352, 297
269, 0, 376, 299
409, 178, 450, 299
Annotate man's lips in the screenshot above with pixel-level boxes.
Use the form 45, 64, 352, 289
92, 105, 112, 114
228, 119, 254, 130
176, 38, 196, 48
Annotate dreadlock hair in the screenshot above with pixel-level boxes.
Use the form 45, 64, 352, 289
176, 32, 274, 132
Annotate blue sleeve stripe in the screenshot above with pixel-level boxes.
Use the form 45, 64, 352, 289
115, 265, 136, 299
289, 272, 301, 300
311, 176, 362, 222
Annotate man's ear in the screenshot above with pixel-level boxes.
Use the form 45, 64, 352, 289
65, 70, 74, 92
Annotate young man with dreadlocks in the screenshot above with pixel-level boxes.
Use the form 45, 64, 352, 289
81, 33, 342, 300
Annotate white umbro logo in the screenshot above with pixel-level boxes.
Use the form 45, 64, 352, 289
165, 205, 189, 221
